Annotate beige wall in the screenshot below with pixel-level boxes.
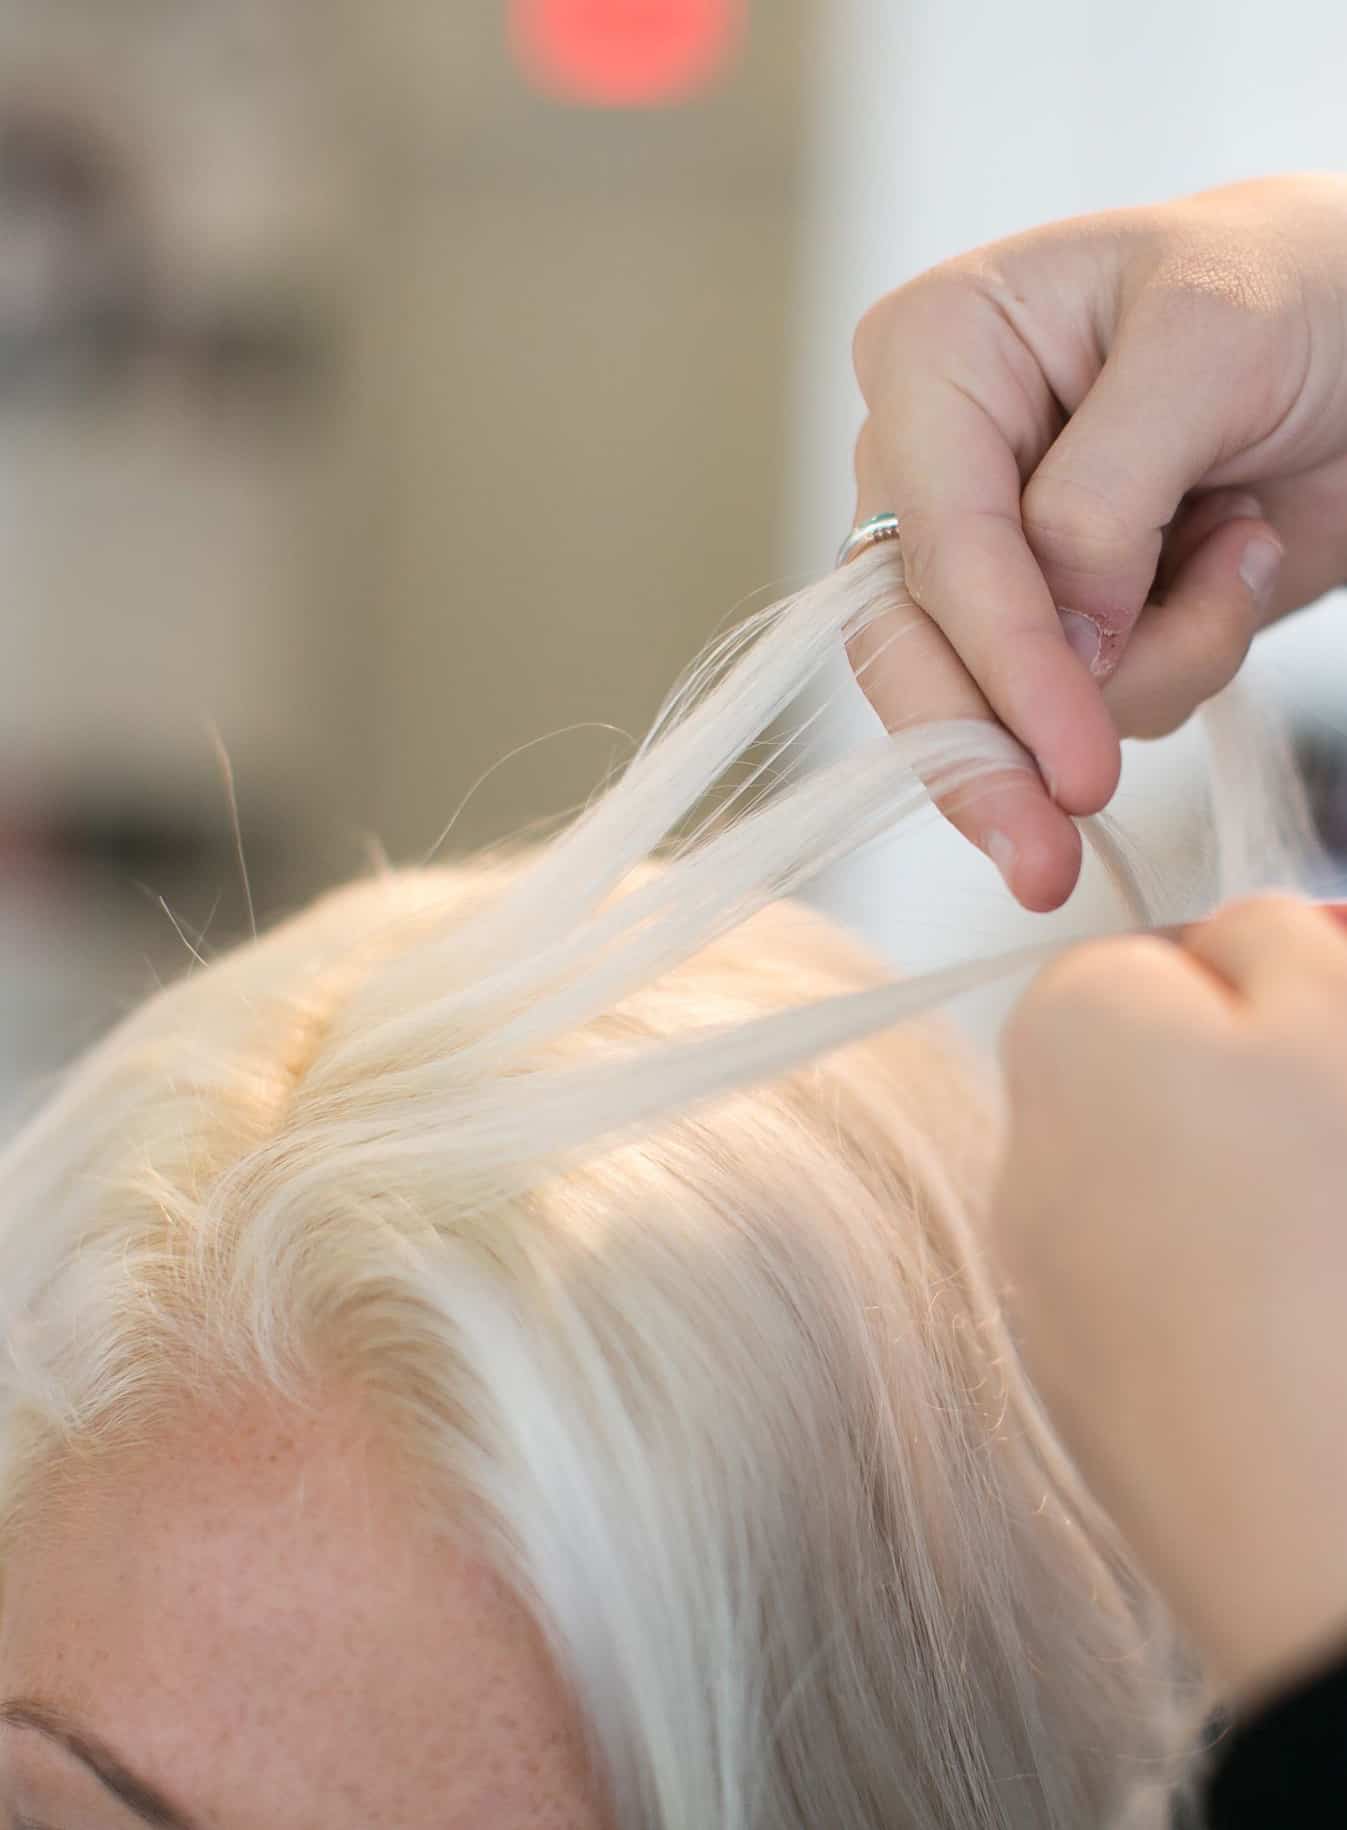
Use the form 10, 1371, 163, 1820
0, 2, 820, 1104
0, 3, 816, 872
340, 3, 815, 858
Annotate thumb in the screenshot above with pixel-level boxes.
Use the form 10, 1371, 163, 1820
1021, 306, 1244, 680
1102, 511, 1280, 739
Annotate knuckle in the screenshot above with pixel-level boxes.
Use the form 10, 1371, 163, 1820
1002, 941, 1122, 1071
1046, 934, 1159, 1004
1205, 896, 1347, 1007
852, 266, 978, 402
1005, 936, 1166, 1061
1021, 471, 1139, 570
1206, 890, 1307, 940
851, 294, 897, 399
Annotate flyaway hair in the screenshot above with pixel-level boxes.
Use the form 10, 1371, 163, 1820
0, 545, 1320, 1827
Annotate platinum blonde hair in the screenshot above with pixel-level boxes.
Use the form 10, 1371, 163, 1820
0, 549, 1316, 1826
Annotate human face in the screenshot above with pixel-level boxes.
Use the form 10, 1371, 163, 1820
0, 1396, 606, 1829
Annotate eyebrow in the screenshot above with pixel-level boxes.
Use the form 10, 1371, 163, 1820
0, 1700, 204, 1830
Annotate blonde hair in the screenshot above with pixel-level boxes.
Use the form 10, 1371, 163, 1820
0, 549, 1314, 1826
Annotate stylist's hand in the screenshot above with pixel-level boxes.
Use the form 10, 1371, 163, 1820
850, 175, 1347, 910
997, 897, 1347, 1710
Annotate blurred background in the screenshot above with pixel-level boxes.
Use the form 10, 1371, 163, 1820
0, 0, 1344, 1111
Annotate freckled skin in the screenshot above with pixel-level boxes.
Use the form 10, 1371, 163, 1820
0, 1398, 608, 1829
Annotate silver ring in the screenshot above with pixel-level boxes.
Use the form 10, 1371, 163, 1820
836, 512, 900, 569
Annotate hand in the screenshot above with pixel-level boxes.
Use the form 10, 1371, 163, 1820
995, 897, 1347, 1710
850, 175, 1347, 910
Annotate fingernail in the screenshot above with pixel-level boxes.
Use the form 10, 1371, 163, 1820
1058, 608, 1103, 673
985, 830, 1016, 885
1222, 492, 1264, 522
1238, 535, 1283, 610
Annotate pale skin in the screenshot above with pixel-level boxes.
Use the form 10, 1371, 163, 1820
997, 897, 1347, 1712
855, 169, 1347, 1711
850, 172, 1347, 910
0, 1396, 608, 1830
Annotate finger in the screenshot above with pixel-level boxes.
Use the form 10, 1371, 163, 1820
853, 416, 1084, 910
844, 553, 1083, 912
853, 269, 1125, 820
853, 387, 1122, 824
1002, 932, 1231, 1104
1237, 458, 1347, 623
1102, 514, 1281, 739
1180, 894, 1347, 1002
1021, 298, 1265, 674
1154, 489, 1265, 590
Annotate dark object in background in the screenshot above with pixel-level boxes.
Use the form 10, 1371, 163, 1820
0, 105, 327, 408
1294, 723, 1347, 889
0, 794, 290, 960
0, 794, 292, 1130
0, 109, 151, 394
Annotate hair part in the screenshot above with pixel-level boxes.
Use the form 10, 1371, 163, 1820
0, 547, 1316, 1825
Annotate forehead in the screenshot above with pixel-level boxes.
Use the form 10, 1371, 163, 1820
0, 1399, 604, 1829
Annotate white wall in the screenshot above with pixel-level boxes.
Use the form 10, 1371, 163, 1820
784, 0, 1347, 1018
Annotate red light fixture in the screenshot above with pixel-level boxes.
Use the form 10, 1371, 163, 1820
510, 0, 745, 109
